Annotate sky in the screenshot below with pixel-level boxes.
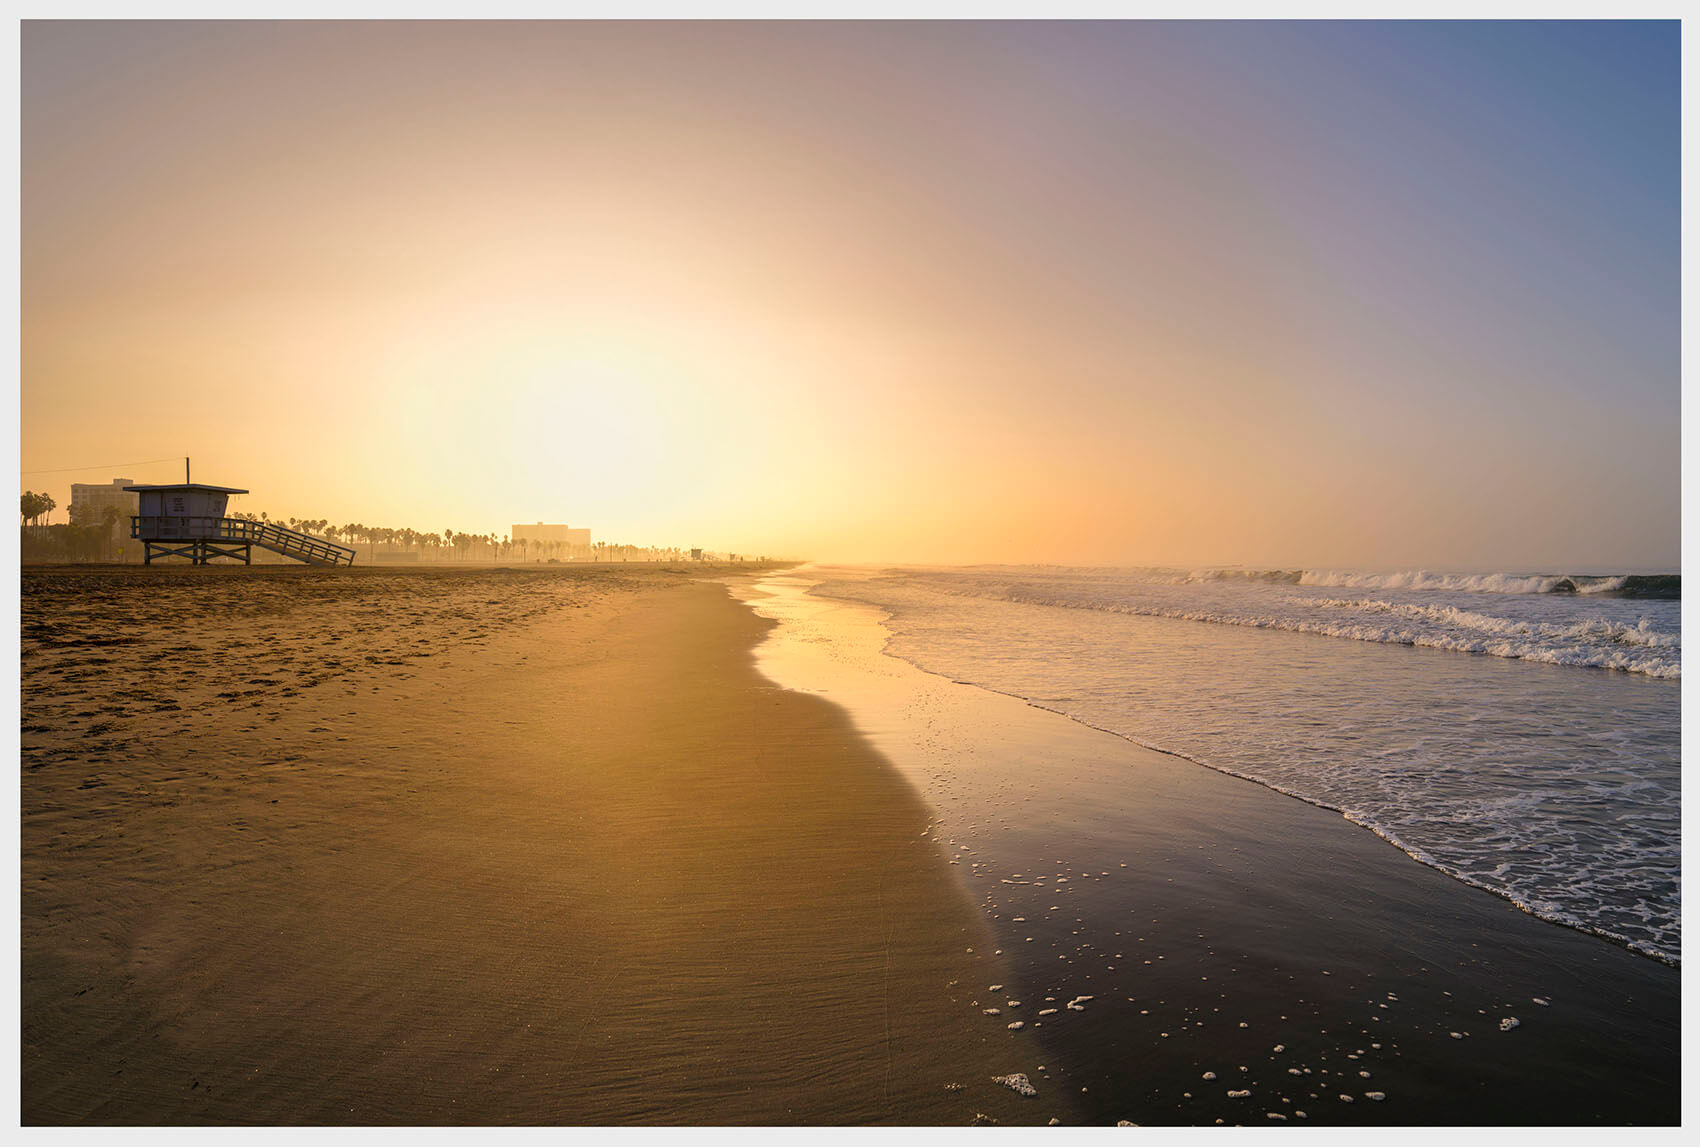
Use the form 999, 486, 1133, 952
20, 20, 1680, 568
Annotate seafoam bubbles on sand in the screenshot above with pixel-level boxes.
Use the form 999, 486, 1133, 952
1066, 995, 1094, 1011
993, 1073, 1036, 1096
1500, 1017, 1520, 1031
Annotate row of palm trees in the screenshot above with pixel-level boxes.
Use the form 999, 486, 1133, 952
20, 492, 129, 561
228, 511, 714, 564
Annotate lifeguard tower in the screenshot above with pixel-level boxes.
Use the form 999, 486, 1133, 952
127, 480, 355, 567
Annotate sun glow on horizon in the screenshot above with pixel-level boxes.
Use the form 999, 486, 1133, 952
20, 21, 1678, 569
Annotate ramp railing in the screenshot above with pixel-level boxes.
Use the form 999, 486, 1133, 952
132, 516, 357, 567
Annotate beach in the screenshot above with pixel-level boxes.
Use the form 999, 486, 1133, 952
22, 16, 1680, 1132
21, 565, 1053, 1125
21, 563, 1682, 1126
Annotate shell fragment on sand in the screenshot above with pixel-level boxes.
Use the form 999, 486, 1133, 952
993, 1073, 1036, 1097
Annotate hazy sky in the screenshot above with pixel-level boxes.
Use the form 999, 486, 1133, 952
21, 20, 1679, 568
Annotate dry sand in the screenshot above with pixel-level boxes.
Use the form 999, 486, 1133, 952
21, 565, 1058, 1125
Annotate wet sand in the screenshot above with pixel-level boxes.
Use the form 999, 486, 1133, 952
735, 569, 1683, 1126
22, 566, 1058, 1125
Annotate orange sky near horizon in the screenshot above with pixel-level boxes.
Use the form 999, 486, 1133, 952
20, 21, 1679, 569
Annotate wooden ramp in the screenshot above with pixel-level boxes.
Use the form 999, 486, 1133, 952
132, 516, 357, 567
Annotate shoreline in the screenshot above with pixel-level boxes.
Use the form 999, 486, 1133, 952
955, 688, 1679, 970
733, 568, 1682, 1126
22, 567, 1058, 1124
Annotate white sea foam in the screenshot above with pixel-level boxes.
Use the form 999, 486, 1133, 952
814, 565, 1682, 964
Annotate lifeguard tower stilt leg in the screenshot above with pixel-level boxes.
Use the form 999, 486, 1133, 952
142, 539, 254, 566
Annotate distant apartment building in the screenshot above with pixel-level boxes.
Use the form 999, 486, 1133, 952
70, 478, 139, 520
512, 522, 591, 547
69, 478, 140, 556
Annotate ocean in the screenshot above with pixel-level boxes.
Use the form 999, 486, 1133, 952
809, 565, 1681, 966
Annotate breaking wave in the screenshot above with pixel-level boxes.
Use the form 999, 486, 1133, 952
1170, 568, 1678, 598
938, 581, 1680, 678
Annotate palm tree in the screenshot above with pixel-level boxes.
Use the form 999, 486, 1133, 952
101, 504, 123, 559
20, 491, 56, 527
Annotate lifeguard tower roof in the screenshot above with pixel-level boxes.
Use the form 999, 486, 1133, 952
122, 483, 249, 494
